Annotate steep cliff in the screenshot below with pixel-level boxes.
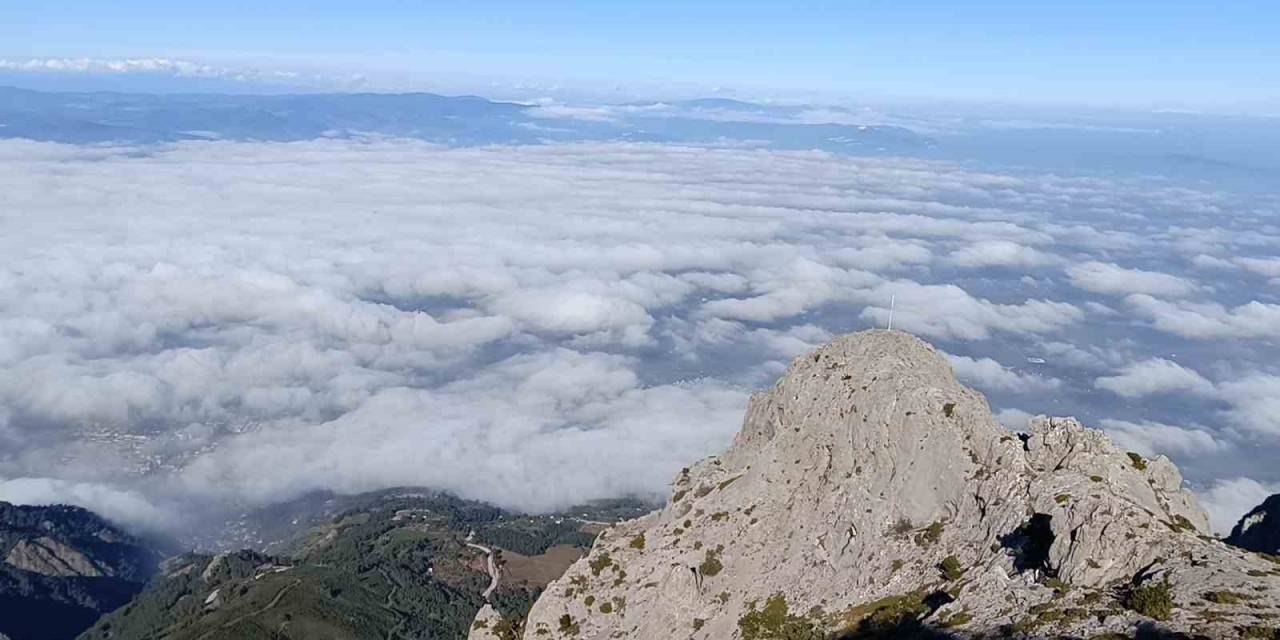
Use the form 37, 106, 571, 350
1228, 494, 1280, 555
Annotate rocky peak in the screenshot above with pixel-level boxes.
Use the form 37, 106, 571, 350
1228, 494, 1280, 555
493, 330, 1280, 639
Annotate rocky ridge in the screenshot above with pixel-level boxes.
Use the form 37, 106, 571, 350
0, 502, 163, 640
1228, 494, 1280, 555
480, 330, 1280, 639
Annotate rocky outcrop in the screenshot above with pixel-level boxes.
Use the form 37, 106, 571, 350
468, 604, 513, 640
5, 537, 106, 577
1228, 494, 1280, 555
502, 330, 1280, 639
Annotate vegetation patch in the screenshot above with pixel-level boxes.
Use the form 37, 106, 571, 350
588, 552, 614, 577
890, 518, 914, 538
491, 618, 519, 640
1015, 604, 1089, 631
700, 546, 725, 578
836, 590, 931, 636
1242, 627, 1280, 640
628, 534, 645, 550
939, 556, 964, 581
1168, 515, 1196, 532
940, 609, 973, 628
1045, 578, 1071, 596
717, 476, 740, 491
1126, 452, 1148, 471
915, 521, 945, 546
738, 593, 823, 640
557, 613, 580, 636
1089, 475, 1103, 482
1204, 590, 1253, 605
1054, 494, 1071, 504
1126, 578, 1174, 621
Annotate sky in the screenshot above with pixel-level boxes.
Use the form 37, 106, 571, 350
4, 1, 1280, 107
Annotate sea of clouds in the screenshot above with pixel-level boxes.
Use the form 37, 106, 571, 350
1, 138, 1277, 535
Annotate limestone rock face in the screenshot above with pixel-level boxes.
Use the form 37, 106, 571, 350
511, 330, 1280, 639
467, 604, 511, 640
1228, 494, 1280, 554
4, 536, 106, 577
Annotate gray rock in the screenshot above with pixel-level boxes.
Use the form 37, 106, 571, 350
467, 604, 511, 640
4, 536, 105, 577
504, 330, 1280, 639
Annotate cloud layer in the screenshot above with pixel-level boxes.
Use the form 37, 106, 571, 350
1, 138, 1278, 536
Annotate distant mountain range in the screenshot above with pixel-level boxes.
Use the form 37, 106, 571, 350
0, 502, 166, 640
0, 86, 929, 153
1, 490, 650, 640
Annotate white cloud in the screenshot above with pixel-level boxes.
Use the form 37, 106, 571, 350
0, 137, 1275, 534
948, 354, 1061, 393
0, 476, 174, 533
1127, 295, 1280, 339
856, 281, 1082, 341
1236, 257, 1280, 278
489, 289, 653, 336
1216, 374, 1280, 438
1100, 418, 1229, 458
994, 408, 1035, 431
0, 57, 354, 87
171, 349, 749, 514
949, 240, 1057, 268
1067, 261, 1198, 297
1095, 358, 1216, 398
1197, 477, 1280, 536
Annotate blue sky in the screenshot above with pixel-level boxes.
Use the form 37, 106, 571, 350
4, 2, 1280, 108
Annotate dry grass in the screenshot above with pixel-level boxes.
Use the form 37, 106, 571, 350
500, 545, 585, 586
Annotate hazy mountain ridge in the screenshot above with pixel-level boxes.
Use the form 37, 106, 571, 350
0, 85, 928, 152
71, 492, 644, 639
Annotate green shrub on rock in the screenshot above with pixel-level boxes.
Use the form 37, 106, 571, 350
939, 556, 964, 581
1126, 578, 1174, 621
738, 594, 823, 640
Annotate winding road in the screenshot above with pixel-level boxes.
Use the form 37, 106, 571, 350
465, 531, 500, 602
